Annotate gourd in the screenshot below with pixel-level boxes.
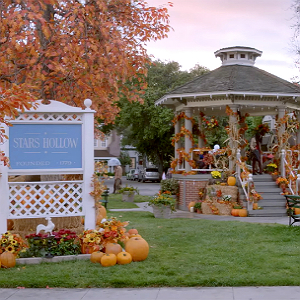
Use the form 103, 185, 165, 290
227, 176, 236, 186
117, 252, 132, 265
238, 209, 248, 217
105, 243, 122, 255
0, 251, 16, 268
90, 251, 104, 263
100, 253, 117, 267
125, 237, 149, 262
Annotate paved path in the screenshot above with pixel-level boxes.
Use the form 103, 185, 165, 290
2, 286, 300, 300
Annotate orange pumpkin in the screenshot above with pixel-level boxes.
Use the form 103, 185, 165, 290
98, 205, 107, 218
90, 251, 104, 263
294, 208, 300, 215
105, 243, 122, 256
117, 252, 132, 265
1, 252, 16, 268
227, 176, 236, 186
125, 237, 149, 262
128, 228, 138, 235
238, 209, 248, 217
253, 203, 258, 210
231, 209, 239, 216
129, 234, 141, 239
101, 253, 117, 267
96, 213, 103, 226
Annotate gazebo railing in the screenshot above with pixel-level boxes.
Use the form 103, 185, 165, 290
281, 149, 300, 195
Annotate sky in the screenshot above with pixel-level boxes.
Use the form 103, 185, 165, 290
146, 0, 300, 82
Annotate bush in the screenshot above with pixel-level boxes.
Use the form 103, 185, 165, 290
160, 178, 179, 195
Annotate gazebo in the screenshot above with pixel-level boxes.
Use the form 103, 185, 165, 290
155, 46, 300, 212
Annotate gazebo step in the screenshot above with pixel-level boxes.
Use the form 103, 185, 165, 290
248, 208, 287, 217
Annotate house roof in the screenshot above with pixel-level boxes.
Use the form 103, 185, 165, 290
94, 150, 117, 158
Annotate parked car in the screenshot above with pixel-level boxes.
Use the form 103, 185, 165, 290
138, 168, 160, 183
126, 169, 139, 181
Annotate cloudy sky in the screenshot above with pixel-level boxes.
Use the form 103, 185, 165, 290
146, 0, 299, 81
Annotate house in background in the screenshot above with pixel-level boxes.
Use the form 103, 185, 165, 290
94, 130, 121, 172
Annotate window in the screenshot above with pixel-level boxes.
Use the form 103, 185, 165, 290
94, 139, 98, 147
100, 137, 108, 147
240, 54, 245, 58
229, 54, 234, 58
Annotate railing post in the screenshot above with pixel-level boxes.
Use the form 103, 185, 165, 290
281, 149, 286, 178
297, 174, 300, 195
247, 173, 253, 211
236, 149, 241, 181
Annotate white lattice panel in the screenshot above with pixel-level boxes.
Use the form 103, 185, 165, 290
14, 113, 82, 122
8, 181, 83, 218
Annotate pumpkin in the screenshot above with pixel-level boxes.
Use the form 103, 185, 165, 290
253, 203, 258, 210
294, 208, 300, 215
231, 209, 239, 217
128, 228, 138, 235
101, 253, 117, 267
90, 251, 104, 263
98, 205, 107, 218
129, 234, 141, 239
227, 176, 236, 186
105, 243, 122, 255
0, 251, 16, 268
117, 252, 132, 265
96, 213, 103, 226
7, 219, 14, 230
238, 209, 248, 217
125, 237, 149, 262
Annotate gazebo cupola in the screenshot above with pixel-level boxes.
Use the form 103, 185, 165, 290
214, 46, 262, 66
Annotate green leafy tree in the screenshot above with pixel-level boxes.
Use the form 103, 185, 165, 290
119, 151, 132, 168
116, 60, 210, 174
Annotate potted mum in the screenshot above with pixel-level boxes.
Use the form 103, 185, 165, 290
148, 192, 176, 219
160, 178, 179, 196
118, 185, 139, 202
194, 202, 202, 214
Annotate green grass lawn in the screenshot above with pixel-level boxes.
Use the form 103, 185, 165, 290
1, 211, 300, 288
106, 194, 152, 209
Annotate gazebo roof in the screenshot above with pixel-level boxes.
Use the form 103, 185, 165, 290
155, 47, 300, 112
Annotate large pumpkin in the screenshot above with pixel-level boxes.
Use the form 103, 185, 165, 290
239, 209, 248, 217
227, 176, 236, 186
105, 243, 122, 256
98, 205, 107, 218
117, 252, 132, 265
125, 237, 149, 261
101, 253, 117, 267
231, 209, 239, 217
90, 251, 104, 263
1, 252, 16, 268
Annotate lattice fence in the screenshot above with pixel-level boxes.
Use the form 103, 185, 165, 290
14, 113, 82, 122
8, 181, 83, 218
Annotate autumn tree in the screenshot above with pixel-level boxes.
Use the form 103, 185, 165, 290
0, 0, 172, 123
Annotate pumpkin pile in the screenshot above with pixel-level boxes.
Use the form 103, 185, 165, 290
89, 228, 149, 267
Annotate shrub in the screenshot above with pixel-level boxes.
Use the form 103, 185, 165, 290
160, 178, 179, 195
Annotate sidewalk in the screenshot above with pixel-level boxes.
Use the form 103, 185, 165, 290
1, 286, 300, 300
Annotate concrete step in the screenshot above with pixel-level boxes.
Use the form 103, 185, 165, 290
258, 200, 286, 207
259, 194, 285, 200
255, 188, 282, 193
248, 207, 287, 217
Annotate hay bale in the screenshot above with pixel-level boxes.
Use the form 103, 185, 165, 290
201, 202, 213, 215
215, 202, 232, 215
13, 216, 83, 233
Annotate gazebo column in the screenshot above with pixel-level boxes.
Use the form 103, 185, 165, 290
228, 105, 239, 171
198, 114, 205, 148
278, 106, 286, 176
184, 107, 193, 172
174, 114, 181, 171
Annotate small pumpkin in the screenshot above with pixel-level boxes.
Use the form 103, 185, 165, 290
129, 234, 142, 239
128, 228, 138, 235
253, 203, 258, 210
231, 209, 239, 217
294, 208, 300, 215
125, 237, 149, 262
117, 252, 132, 265
227, 176, 236, 186
98, 205, 107, 218
7, 219, 14, 230
238, 208, 248, 217
90, 251, 104, 263
188, 201, 196, 209
101, 253, 117, 267
0, 251, 16, 268
105, 243, 122, 255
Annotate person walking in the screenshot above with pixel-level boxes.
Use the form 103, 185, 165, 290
113, 164, 122, 193
250, 132, 263, 174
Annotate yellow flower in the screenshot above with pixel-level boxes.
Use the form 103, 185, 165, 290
89, 237, 95, 243
5, 246, 15, 253
95, 237, 101, 244
86, 234, 90, 238
1, 238, 8, 243
11, 240, 18, 245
